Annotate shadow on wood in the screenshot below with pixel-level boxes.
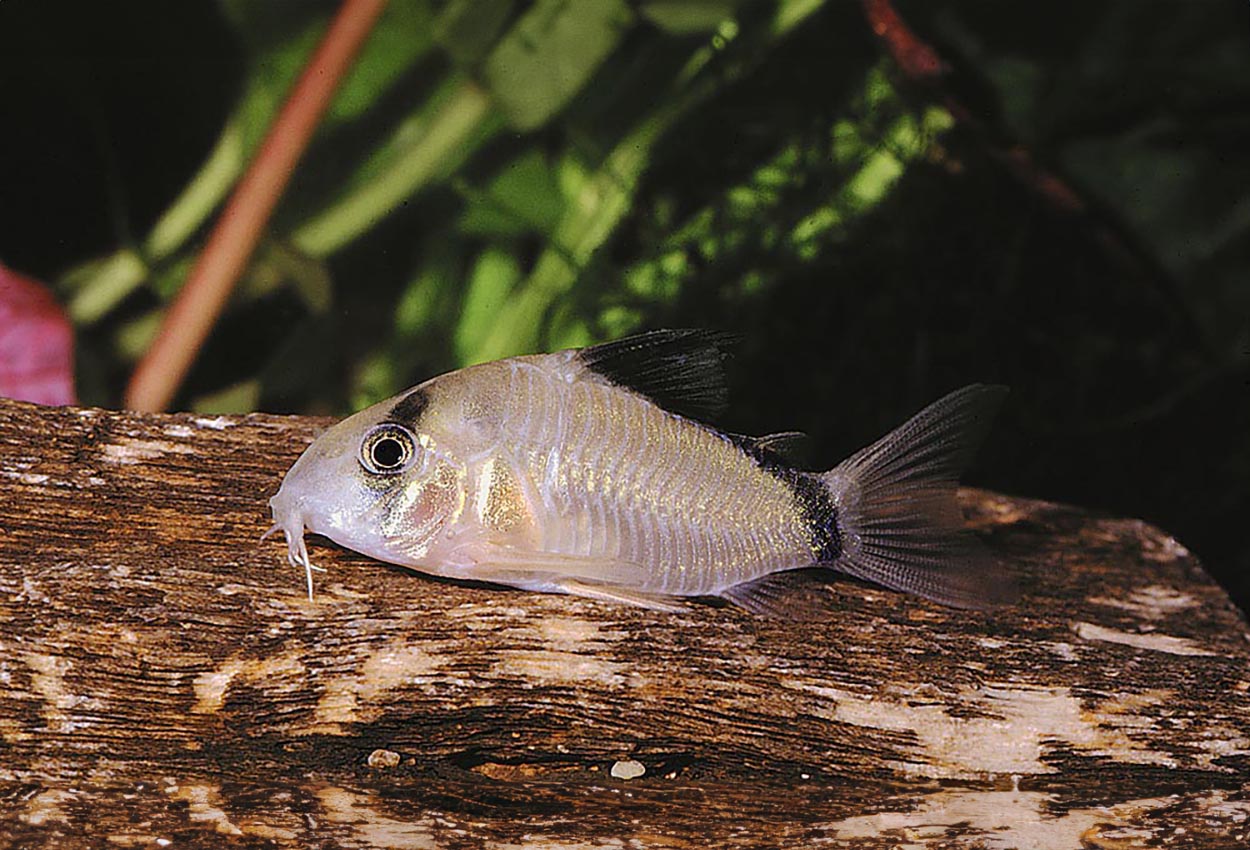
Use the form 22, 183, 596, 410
1, 398, 1247, 848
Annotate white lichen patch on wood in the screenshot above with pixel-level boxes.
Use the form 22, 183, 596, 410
1191, 723, 1250, 769
1044, 641, 1080, 662
0, 450, 93, 489
0, 716, 30, 744
445, 602, 533, 625
965, 491, 1031, 527
1072, 621, 1217, 656
1136, 528, 1194, 563
490, 649, 629, 687
790, 681, 1182, 778
0, 470, 50, 485
23, 652, 82, 733
308, 638, 450, 733
488, 616, 633, 687
1201, 790, 1250, 825
1089, 584, 1201, 619
192, 649, 308, 714
315, 786, 441, 850
1082, 789, 1250, 847
493, 839, 633, 849
192, 415, 235, 430
827, 789, 1177, 850
532, 616, 627, 648
102, 831, 166, 846
166, 783, 243, 837
157, 781, 301, 843
19, 788, 76, 827
100, 437, 196, 465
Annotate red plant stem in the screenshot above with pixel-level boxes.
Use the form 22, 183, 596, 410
125, 0, 388, 412
863, 0, 947, 82
862, 0, 1085, 214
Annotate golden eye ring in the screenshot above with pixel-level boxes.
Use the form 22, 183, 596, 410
359, 424, 417, 474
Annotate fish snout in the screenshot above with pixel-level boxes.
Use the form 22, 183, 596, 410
265, 486, 306, 558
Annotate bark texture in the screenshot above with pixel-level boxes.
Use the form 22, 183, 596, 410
1, 397, 1247, 848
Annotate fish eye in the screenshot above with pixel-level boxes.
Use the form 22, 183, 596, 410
360, 424, 417, 474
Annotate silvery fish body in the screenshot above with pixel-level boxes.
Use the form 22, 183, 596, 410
268, 330, 1010, 612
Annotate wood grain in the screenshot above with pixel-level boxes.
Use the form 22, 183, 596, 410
1, 397, 1247, 848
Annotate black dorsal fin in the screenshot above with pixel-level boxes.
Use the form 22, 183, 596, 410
577, 329, 736, 421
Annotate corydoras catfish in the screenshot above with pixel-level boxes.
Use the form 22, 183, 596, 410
267, 330, 1012, 613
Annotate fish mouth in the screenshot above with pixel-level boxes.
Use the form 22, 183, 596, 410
264, 494, 323, 601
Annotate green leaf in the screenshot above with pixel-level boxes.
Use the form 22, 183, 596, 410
351, 351, 399, 410
483, 0, 635, 130
330, 0, 439, 123
291, 76, 497, 257
458, 0, 834, 363
459, 150, 565, 237
455, 248, 523, 364
63, 250, 148, 324
394, 247, 461, 340
640, 0, 741, 34
114, 308, 164, 362
436, 0, 515, 66
464, 114, 670, 363
236, 243, 333, 314
228, 15, 328, 153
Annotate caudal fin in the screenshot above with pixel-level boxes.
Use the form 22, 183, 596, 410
821, 384, 1014, 608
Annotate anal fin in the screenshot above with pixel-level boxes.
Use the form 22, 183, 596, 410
719, 570, 834, 621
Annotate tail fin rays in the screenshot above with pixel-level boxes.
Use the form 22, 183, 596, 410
821, 384, 1014, 608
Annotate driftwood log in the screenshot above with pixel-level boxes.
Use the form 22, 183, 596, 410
0, 396, 1247, 849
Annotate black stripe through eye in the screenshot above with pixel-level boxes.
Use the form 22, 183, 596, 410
387, 389, 429, 426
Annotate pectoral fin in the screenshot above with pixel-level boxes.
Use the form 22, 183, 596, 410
444, 540, 650, 587
434, 541, 686, 611
548, 578, 688, 613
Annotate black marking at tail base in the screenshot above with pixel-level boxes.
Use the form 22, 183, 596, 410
730, 436, 841, 561
783, 471, 842, 563
385, 388, 429, 427
577, 329, 736, 421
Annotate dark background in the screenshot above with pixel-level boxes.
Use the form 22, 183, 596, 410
1, 1, 1247, 612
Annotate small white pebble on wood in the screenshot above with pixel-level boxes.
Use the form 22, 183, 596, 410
367, 749, 401, 769
610, 759, 645, 780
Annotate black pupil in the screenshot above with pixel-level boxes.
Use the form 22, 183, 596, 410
372, 436, 405, 469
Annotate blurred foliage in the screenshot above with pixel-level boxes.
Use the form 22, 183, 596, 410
0, 0, 1247, 610
39, 0, 974, 415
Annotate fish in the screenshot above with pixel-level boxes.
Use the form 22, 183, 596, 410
266, 329, 1012, 613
